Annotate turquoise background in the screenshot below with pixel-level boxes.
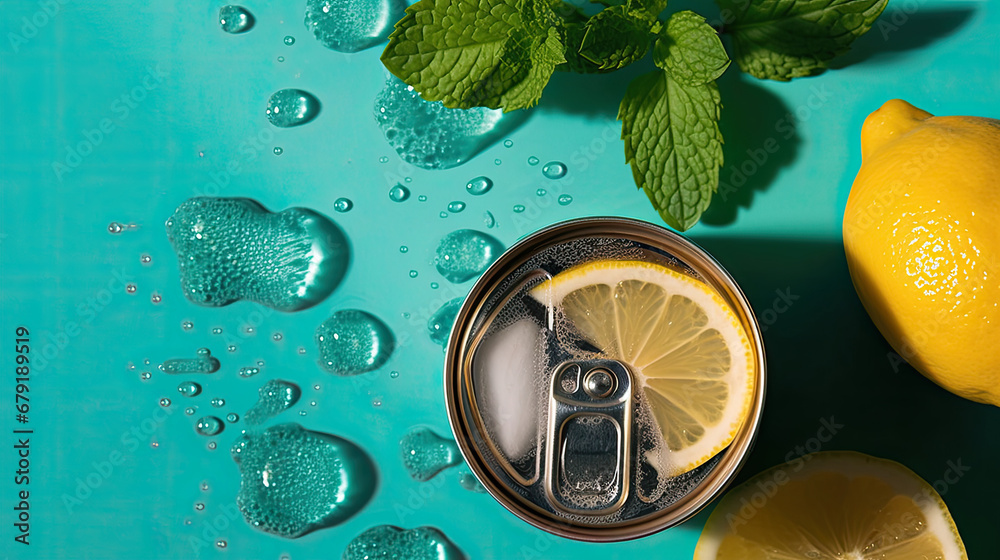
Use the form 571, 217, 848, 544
1, 0, 998, 558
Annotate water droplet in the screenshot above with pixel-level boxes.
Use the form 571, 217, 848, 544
343, 526, 464, 560
427, 298, 462, 346
399, 427, 462, 481
212, 327, 223, 335
315, 310, 394, 375
159, 398, 172, 407
439, 211, 448, 218
166, 198, 349, 312
239, 366, 260, 378
140, 254, 152, 264
181, 321, 194, 331
219, 5, 254, 33
140, 371, 152, 381
399, 245, 408, 253
527, 156, 539, 166
208, 442, 218, 450
244, 326, 255, 335
228, 345, 237, 353
389, 370, 399, 379
185, 406, 197, 416
494, 158, 502, 165
310, 401, 317, 407
108, 222, 124, 234
388, 184, 410, 202
266, 89, 320, 128
447, 201, 466, 213
195, 502, 205, 511
216, 539, 228, 549
211, 397, 226, 408
434, 230, 504, 283
226, 412, 239, 423
372, 399, 382, 407
151, 293, 162, 303
503, 139, 513, 148
201, 481, 210, 491
162, 348, 220, 374
298, 347, 308, 355
379, 156, 389, 163
558, 194, 573, 206
304, 0, 403, 53
429, 282, 439, 289
465, 176, 493, 196
283, 35, 296, 45
313, 384, 321, 391
232, 423, 376, 537
334, 198, 353, 213
535, 188, 547, 197
417, 195, 427, 202
196, 416, 224, 436
273, 146, 284, 155
126, 283, 137, 294
483, 211, 496, 229
512, 204, 525, 213
408, 270, 418, 278
277, 56, 285, 62
458, 468, 487, 493
542, 161, 567, 179
373, 76, 510, 170
178, 382, 203, 397
245, 380, 301, 426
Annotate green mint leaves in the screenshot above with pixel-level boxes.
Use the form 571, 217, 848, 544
718, 0, 889, 81
380, 0, 887, 230
621, 12, 725, 231
381, 0, 566, 111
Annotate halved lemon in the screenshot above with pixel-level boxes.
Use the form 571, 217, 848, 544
695, 451, 968, 559
529, 259, 755, 476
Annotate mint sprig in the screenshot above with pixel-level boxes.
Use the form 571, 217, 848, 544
381, 0, 887, 230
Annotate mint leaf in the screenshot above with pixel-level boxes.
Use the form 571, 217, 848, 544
654, 11, 730, 85
381, 0, 566, 111
718, 0, 889, 81
619, 71, 723, 231
561, 6, 654, 73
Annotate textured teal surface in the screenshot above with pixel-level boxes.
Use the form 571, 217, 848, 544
1, 1, 998, 559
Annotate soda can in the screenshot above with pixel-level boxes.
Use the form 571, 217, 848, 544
444, 217, 766, 541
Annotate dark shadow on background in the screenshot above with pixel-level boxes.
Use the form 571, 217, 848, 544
690, 237, 998, 557
700, 71, 799, 226
538, 59, 657, 119
831, 7, 976, 69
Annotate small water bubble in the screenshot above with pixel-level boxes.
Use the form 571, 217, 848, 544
273, 147, 284, 155
542, 161, 567, 179
527, 156, 539, 166
404, 176, 412, 183
140, 254, 152, 264
211, 397, 226, 408
150, 441, 159, 448
219, 5, 254, 33
388, 184, 410, 202
185, 406, 197, 416
201, 481, 210, 491
313, 384, 321, 391
401, 312, 410, 319
108, 222, 124, 234
126, 284, 137, 294
266, 89, 320, 128
298, 347, 307, 355
226, 412, 239, 423
244, 326, 255, 335
465, 176, 493, 196
558, 194, 574, 206
284, 35, 296, 45
195, 502, 205, 511
144, 358, 151, 365
239, 367, 260, 378
159, 398, 171, 407
430, 282, 439, 289
216, 540, 227, 549
256, 360, 265, 366
512, 205, 525, 213
310, 400, 317, 407
178, 382, 202, 397
417, 195, 427, 202
399, 245, 408, 253
196, 416, 224, 436
334, 198, 353, 213
212, 327, 223, 335
379, 156, 389, 163
494, 158, 502, 166
272, 332, 283, 341
536, 188, 547, 197
483, 211, 496, 228
372, 399, 382, 407
141, 372, 151, 381
439, 211, 448, 218
299, 410, 307, 416
447, 201, 466, 213
151, 293, 162, 303
409, 270, 418, 278
277, 56, 285, 62
181, 321, 194, 331
503, 139, 513, 148
228, 345, 237, 353
208, 441, 218, 450
390, 370, 399, 379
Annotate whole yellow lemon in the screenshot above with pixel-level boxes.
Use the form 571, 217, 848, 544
843, 99, 1000, 407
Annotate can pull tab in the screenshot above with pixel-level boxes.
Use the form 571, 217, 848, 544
545, 360, 632, 515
